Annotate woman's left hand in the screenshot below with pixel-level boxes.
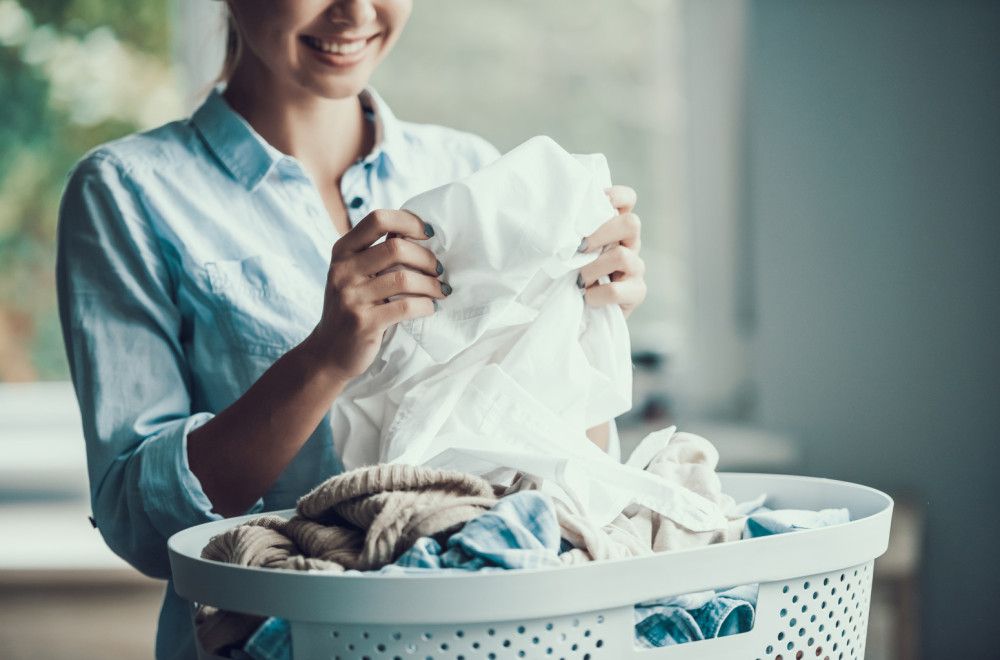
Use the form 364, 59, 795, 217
578, 185, 647, 318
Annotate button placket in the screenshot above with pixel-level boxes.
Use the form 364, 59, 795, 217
341, 162, 371, 228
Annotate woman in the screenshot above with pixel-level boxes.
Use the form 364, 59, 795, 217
56, 1, 646, 658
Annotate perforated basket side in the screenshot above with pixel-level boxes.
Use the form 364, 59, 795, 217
278, 561, 875, 660
750, 562, 874, 660
291, 608, 630, 660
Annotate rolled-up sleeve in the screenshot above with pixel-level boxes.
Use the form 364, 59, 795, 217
56, 151, 223, 578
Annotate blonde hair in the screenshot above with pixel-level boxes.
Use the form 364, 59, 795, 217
218, 7, 242, 83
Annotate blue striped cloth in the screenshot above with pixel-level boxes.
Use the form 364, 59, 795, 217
383, 490, 562, 573
633, 584, 758, 648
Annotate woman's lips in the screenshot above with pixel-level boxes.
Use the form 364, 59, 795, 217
300, 34, 373, 55
300, 33, 378, 68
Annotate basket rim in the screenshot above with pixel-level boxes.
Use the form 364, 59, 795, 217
168, 472, 892, 625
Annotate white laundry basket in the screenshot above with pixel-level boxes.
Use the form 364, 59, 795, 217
168, 473, 893, 660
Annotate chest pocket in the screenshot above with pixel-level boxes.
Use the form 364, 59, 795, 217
204, 255, 321, 358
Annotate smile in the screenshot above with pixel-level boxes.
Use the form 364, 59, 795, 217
300, 35, 373, 55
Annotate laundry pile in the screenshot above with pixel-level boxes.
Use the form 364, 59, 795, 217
194, 430, 850, 658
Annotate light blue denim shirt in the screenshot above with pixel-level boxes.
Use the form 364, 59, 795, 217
55, 87, 499, 660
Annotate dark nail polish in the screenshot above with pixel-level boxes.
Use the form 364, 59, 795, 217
577, 238, 588, 253
433, 299, 439, 311
441, 282, 453, 296
423, 223, 435, 238
436, 259, 444, 276
576, 273, 585, 289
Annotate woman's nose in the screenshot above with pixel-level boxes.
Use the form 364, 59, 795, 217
325, 0, 377, 27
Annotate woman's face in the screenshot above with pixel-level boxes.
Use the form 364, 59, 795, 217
227, 0, 412, 99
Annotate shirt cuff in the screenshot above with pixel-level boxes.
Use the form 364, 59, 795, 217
137, 413, 264, 538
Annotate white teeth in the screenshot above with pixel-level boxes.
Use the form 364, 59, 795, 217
305, 36, 367, 55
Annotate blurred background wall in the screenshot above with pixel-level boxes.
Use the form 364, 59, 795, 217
741, 3, 1000, 658
1, 0, 998, 658
688, 3, 1000, 657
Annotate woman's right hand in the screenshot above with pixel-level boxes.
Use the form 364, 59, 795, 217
306, 209, 447, 380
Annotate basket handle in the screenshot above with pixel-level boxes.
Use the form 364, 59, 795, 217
622, 585, 772, 659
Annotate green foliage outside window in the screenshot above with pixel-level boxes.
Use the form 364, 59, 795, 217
0, 0, 179, 380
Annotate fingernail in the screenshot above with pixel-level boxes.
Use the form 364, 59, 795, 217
436, 259, 444, 276
576, 273, 585, 289
423, 223, 435, 238
577, 238, 588, 253
441, 282, 453, 296
433, 299, 439, 311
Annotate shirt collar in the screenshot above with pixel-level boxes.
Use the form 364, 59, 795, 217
191, 86, 410, 191
190, 87, 280, 191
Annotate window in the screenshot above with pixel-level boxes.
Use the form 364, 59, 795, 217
0, 0, 180, 381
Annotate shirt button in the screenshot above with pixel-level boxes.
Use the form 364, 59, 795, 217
350, 197, 364, 209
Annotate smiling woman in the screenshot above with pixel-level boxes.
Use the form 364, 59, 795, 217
2, 2, 689, 659
50, 2, 680, 659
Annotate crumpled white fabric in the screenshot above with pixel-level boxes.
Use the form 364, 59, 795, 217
331, 136, 727, 532
508, 429, 748, 564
